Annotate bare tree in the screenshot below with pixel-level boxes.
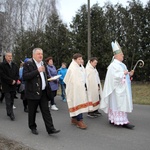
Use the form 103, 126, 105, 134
1, 0, 59, 54
50, 0, 58, 15
1, 0, 29, 52
28, 0, 58, 31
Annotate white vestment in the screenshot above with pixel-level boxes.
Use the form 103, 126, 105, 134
64, 60, 90, 117
86, 61, 102, 111
100, 59, 133, 125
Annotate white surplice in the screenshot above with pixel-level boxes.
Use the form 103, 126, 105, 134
86, 61, 102, 111
64, 60, 90, 117
100, 59, 133, 125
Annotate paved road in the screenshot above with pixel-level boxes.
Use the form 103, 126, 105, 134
0, 95, 150, 150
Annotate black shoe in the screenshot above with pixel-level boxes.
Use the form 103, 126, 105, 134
109, 121, 114, 125
87, 112, 98, 118
48, 129, 60, 135
94, 111, 102, 117
122, 124, 135, 129
31, 129, 38, 135
10, 115, 15, 121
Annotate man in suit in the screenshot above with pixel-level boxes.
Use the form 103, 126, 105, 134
0, 52, 19, 120
23, 48, 60, 135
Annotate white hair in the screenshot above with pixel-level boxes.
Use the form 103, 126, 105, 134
32, 48, 43, 54
4, 51, 12, 56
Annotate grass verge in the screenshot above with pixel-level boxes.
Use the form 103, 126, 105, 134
132, 82, 150, 105
58, 82, 150, 105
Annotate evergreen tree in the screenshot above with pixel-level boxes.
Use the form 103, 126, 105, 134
45, 13, 71, 68
70, 4, 88, 60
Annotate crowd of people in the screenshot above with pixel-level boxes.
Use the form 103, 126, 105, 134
0, 41, 135, 136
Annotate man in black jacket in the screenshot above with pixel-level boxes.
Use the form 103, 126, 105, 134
0, 52, 19, 120
0, 77, 5, 103
23, 48, 60, 135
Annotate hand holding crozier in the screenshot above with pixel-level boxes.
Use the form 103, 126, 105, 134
129, 70, 134, 76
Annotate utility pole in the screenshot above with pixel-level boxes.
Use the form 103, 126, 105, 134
87, 0, 91, 60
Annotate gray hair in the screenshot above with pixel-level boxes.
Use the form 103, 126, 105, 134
32, 48, 43, 54
4, 51, 12, 56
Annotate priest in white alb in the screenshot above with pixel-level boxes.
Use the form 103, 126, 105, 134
100, 41, 135, 129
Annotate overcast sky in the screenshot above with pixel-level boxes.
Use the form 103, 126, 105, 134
58, 0, 148, 24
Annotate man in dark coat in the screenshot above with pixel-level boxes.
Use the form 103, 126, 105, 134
0, 52, 19, 120
23, 48, 60, 135
0, 77, 5, 103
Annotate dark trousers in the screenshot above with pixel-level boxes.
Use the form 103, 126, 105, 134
4, 92, 15, 116
50, 90, 57, 105
0, 91, 5, 102
72, 113, 83, 121
23, 100, 28, 109
21, 91, 28, 109
27, 90, 55, 133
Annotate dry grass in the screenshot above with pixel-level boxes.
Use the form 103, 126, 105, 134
132, 82, 150, 105
0, 135, 35, 150
57, 82, 150, 105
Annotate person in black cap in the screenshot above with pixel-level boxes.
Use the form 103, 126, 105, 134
19, 59, 29, 112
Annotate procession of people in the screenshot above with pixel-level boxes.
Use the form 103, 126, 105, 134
0, 40, 136, 137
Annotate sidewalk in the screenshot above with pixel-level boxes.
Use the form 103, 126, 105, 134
0, 95, 150, 150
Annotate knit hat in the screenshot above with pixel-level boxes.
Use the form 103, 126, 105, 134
24, 58, 30, 63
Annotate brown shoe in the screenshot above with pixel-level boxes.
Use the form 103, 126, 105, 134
71, 118, 78, 125
76, 120, 87, 129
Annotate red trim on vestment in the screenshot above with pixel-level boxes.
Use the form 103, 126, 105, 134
69, 100, 100, 113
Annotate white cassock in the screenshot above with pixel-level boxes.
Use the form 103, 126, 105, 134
100, 59, 133, 125
64, 60, 90, 117
85, 61, 102, 111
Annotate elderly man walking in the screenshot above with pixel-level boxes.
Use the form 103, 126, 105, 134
100, 41, 135, 129
0, 52, 19, 121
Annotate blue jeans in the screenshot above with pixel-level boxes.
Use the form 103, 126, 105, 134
72, 113, 83, 121
60, 84, 66, 100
